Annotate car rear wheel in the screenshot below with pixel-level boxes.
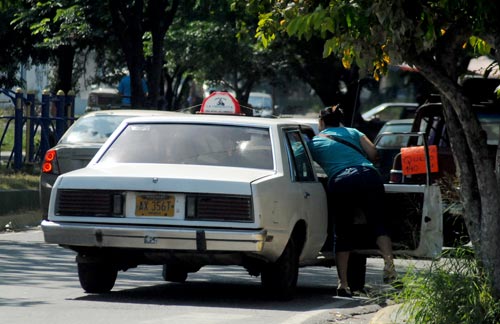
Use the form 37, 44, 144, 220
78, 262, 118, 293
261, 237, 299, 300
162, 265, 188, 283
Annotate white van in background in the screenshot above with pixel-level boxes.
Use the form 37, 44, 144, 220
249, 92, 274, 117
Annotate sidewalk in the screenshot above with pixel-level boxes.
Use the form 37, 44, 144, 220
304, 296, 408, 324
301, 258, 427, 324
369, 304, 408, 323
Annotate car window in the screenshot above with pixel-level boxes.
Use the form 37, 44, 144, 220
422, 115, 448, 147
249, 95, 272, 109
99, 123, 274, 169
59, 115, 129, 144
479, 115, 500, 146
285, 130, 315, 182
377, 123, 413, 147
376, 106, 404, 121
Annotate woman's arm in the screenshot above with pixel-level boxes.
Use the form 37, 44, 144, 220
360, 135, 378, 162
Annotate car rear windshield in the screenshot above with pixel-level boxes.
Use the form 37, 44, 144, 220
60, 115, 129, 144
249, 95, 272, 109
376, 123, 414, 147
98, 123, 274, 169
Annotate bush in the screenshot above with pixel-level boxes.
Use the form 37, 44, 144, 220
394, 248, 500, 324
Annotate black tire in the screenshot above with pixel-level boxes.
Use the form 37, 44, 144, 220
162, 265, 188, 283
261, 237, 299, 300
77, 262, 118, 293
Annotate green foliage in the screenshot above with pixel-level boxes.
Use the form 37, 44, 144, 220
0, 171, 39, 190
165, 0, 282, 103
255, 0, 498, 79
13, 1, 92, 49
469, 36, 492, 56
394, 248, 500, 324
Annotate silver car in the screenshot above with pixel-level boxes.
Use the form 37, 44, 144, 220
39, 109, 178, 217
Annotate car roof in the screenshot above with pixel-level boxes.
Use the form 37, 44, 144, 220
362, 102, 419, 119
80, 109, 182, 118
249, 92, 272, 98
279, 116, 319, 133
382, 118, 414, 126
88, 87, 119, 94
123, 113, 313, 128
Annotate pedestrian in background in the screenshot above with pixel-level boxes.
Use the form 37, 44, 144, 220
118, 71, 149, 106
307, 105, 397, 297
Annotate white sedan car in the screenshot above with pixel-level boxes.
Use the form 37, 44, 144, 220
42, 113, 443, 299
42, 114, 328, 299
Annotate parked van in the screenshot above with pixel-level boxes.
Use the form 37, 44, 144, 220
85, 87, 122, 112
249, 92, 274, 117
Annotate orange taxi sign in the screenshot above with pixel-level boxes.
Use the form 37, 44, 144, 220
199, 91, 242, 115
400, 145, 439, 175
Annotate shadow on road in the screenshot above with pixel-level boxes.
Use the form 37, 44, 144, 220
0, 230, 379, 313
71, 266, 371, 312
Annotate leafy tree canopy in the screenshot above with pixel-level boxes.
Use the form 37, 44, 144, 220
255, 0, 498, 80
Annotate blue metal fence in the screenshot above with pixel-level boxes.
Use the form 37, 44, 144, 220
0, 88, 76, 171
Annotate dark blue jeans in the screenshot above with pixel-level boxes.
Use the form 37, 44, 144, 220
328, 166, 389, 252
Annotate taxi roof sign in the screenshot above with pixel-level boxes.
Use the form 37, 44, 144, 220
199, 91, 243, 115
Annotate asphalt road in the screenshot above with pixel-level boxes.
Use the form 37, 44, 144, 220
0, 227, 429, 324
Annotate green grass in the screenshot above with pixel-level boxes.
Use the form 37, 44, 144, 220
0, 109, 15, 152
0, 158, 39, 190
1, 107, 43, 190
0, 107, 42, 153
393, 248, 500, 324
0, 172, 39, 190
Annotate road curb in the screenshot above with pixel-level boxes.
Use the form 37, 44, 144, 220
0, 190, 41, 231
300, 298, 383, 324
368, 304, 407, 323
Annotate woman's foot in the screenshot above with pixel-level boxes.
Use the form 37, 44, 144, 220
336, 285, 352, 298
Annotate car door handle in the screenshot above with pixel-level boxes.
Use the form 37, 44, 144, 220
304, 192, 310, 199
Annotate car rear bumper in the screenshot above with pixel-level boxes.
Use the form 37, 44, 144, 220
41, 220, 267, 252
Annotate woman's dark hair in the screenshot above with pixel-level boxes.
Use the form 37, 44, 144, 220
319, 105, 344, 127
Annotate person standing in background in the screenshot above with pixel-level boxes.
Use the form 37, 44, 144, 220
118, 71, 149, 106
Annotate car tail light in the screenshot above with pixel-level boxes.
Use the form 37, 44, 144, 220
389, 169, 403, 183
42, 149, 61, 175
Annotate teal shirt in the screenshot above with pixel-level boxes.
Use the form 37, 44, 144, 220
307, 127, 375, 179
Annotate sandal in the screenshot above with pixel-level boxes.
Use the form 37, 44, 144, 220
336, 287, 352, 298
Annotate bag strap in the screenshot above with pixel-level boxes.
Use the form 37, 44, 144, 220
319, 133, 366, 157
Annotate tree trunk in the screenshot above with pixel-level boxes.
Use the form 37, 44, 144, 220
145, 0, 179, 109
109, 0, 147, 108
55, 45, 75, 94
164, 72, 174, 110
416, 58, 500, 297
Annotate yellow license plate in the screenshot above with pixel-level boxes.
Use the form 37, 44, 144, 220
136, 194, 175, 217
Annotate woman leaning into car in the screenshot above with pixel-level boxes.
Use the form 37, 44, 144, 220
306, 105, 397, 297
